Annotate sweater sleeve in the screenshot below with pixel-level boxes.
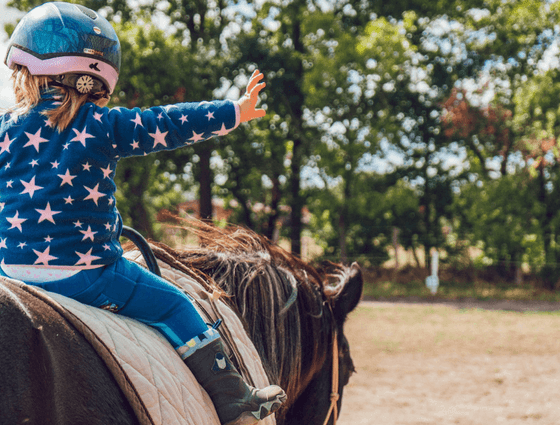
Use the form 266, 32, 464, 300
97, 100, 240, 159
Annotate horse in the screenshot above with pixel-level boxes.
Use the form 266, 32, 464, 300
0, 221, 363, 425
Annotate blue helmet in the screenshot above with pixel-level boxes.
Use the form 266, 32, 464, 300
4, 2, 121, 94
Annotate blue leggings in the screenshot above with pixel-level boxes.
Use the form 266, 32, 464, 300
5, 258, 208, 350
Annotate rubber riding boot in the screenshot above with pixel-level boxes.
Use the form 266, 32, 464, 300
182, 327, 286, 425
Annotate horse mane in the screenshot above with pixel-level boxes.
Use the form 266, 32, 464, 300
137, 219, 347, 413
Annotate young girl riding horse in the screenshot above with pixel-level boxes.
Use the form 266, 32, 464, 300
1, 2, 286, 424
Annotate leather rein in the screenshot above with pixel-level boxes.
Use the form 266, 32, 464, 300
322, 300, 340, 425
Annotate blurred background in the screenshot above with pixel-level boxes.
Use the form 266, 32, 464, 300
4, 0, 560, 296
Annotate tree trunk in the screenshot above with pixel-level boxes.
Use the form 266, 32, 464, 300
264, 176, 281, 241
537, 166, 559, 290
290, 137, 303, 256
339, 212, 347, 264
198, 142, 214, 221
287, 3, 306, 256
121, 161, 155, 239
393, 227, 400, 270
339, 170, 352, 264
411, 244, 421, 268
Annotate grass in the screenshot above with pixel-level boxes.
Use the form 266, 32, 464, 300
362, 273, 560, 302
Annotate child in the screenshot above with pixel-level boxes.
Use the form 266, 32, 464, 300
1, 2, 286, 425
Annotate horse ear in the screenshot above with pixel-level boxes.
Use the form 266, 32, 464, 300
332, 262, 363, 321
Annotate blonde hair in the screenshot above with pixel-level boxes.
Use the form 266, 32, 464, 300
4, 65, 110, 132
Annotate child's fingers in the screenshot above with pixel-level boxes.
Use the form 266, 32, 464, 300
253, 108, 266, 118
249, 82, 266, 100
246, 108, 266, 121
246, 70, 264, 93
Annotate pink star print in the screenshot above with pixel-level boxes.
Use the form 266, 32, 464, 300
149, 127, 168, 148
212, 123, 230, 136
83, 183, 106, 206
0, 238, 7, 249
180, 115, 189, 124
100, 165, 112, 179
131, 113, 143, 128
80, 225, 98, 242
75, 248, 101, 266
71, 126, 94, 147
23, 128, 49, 152
58, 169, 77, 186
33, 246, 58, 265
7, 211, 27, 232
20, 176, 44, 198
206, 111, 215, 120
0, 133, 15, 154
36, 202, 62, 224
93, 112, 103, 122
189, 131, 205, 143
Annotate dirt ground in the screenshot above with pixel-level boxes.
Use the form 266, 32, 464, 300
337, 300, 560, 425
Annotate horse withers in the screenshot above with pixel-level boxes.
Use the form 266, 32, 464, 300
0, 222, 363, 425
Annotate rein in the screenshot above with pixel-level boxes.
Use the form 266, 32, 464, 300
322, 301, 340, 425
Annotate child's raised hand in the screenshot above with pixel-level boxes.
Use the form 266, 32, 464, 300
238, 70, 266, 123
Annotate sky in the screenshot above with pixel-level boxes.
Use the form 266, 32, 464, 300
0, 0, 22, 108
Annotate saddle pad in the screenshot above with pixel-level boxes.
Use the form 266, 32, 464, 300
19, 251, 276, 425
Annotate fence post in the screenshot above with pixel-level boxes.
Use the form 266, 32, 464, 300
425, 250, 439, 295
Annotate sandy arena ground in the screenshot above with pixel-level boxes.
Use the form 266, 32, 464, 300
337, 300, 560, 425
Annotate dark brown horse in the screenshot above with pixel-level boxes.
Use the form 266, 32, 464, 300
0, 222, 363, 425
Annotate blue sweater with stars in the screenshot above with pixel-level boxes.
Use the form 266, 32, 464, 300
0, 90, 239, 269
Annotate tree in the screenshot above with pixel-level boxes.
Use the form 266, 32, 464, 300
440, 1, 560, 287
511, 70, 560, 289
302, 15, 411, 262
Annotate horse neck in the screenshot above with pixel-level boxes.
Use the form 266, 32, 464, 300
208, 257, 331, 410
147, 243, 333, 418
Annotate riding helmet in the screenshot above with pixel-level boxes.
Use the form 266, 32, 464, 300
4, 2, 121, 94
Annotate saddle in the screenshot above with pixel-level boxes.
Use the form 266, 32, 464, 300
2, 249, 275, 425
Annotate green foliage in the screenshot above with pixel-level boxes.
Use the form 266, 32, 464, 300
110, 19, 201, 237
7, 0, 560, 289
513, 70, 560, 142
307, 183, 391, 267
454, 174, 535, 271
370, 0, 485, 20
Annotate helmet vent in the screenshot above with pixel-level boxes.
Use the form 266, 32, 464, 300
75, 4, 98, 20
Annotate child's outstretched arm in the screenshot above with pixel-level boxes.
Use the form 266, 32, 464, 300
238, 70, 266, 123
98, 70, 267, 159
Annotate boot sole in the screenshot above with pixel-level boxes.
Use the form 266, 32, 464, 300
224, 392, 287, 425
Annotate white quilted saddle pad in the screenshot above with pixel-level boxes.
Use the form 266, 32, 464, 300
33, 250, 276, 425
